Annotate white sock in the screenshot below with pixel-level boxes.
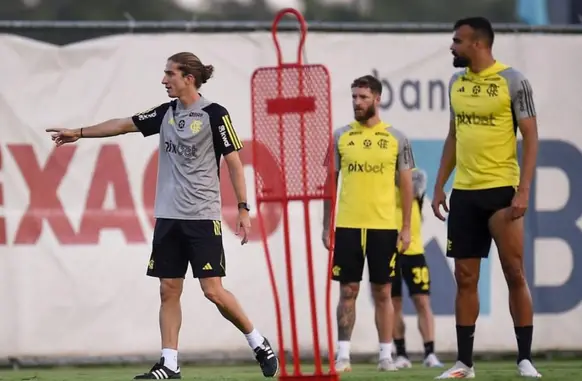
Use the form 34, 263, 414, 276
337, 341, 350, 360
379, 342, 393, 361
245, 328, 264, 349
161, 348, 178, 372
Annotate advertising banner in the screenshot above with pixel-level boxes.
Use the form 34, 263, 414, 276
0, 32, 581, 359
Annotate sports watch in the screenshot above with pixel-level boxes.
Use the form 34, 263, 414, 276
238, 202, 250, 211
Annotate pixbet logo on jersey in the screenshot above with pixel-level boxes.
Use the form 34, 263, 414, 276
347, 161, 385, 174
163, 139, 197, 159
456, 112, 496, 126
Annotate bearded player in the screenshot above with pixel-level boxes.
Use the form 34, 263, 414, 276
432, 17, 540, 378
323, 75, 414, 372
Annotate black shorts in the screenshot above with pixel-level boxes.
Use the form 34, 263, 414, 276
147, 218, 225, 279
332, 228, 398, 285
392, 254, 431, 297
446, 186, 515, 259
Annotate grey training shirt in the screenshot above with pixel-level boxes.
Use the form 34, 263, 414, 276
131, 96, 243, 221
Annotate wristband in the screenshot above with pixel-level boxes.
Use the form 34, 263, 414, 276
80, 128, 84, 138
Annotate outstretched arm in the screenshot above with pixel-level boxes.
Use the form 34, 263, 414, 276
71, 117, 138, 138
46, 102, 170, 146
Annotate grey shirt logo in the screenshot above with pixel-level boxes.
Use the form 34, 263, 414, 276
132, 96, 243, 221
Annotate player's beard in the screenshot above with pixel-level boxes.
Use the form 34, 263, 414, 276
452, 53, 470, 68
354, 104, 375, 122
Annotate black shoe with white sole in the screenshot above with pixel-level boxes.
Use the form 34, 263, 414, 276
254, 338, 279, 378
133, 357, 181, 379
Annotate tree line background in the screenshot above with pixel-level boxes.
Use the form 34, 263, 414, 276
0, 0, 573, 45
0, 0, 518, 23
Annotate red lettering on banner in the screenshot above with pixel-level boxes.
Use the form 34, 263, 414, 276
10, 144, 78, 244
3, 141, 282, 245
142, 150, 158, 229
78, 144, 145, 244
220, 140, 282, 241
0, 146, 5, 245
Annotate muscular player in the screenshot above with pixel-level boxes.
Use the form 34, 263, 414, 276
46, 52, 278, 380
392, 168, 443, 369
322, 75, 414, 372
431, 18, 540, 378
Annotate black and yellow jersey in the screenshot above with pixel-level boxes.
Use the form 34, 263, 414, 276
448, 61, 536, 190
331, 121, 415, 230
395, 168, 427, 255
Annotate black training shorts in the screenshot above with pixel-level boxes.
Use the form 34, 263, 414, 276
391, 253, 431, 297
446, 186, 515, 259
146, 218, 225, 279
332, 228, 398, 285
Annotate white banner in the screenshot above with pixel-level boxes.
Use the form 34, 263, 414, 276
0, 32, 581, 359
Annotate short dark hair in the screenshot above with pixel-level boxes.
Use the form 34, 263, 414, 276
351, 75, 382, 95
168, 52, 214, 88
454, 17, 495, 47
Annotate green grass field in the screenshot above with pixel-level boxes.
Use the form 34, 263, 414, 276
1, 361, 581, 381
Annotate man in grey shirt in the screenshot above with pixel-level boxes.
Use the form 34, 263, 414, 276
46, 52, 279, 380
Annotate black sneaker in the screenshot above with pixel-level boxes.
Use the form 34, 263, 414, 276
133, 357, 181, 379
254, 338, 279, 377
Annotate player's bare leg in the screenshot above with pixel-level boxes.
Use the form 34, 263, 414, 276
455, 257, 481, 369
200, 277, 279, 377
452, 258, 480, 375
157, 278, 185, 372
371, 283, 397, 371
335, 282, 359, 372
455, 258, 481, 328
199, 277, 254, 332
412, 295, 443, 368
436, 258, 480, 379
133, 278, 185, 379
393, 297, 405, 341
489, 210, 540, 378
392, 296, 412, 369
